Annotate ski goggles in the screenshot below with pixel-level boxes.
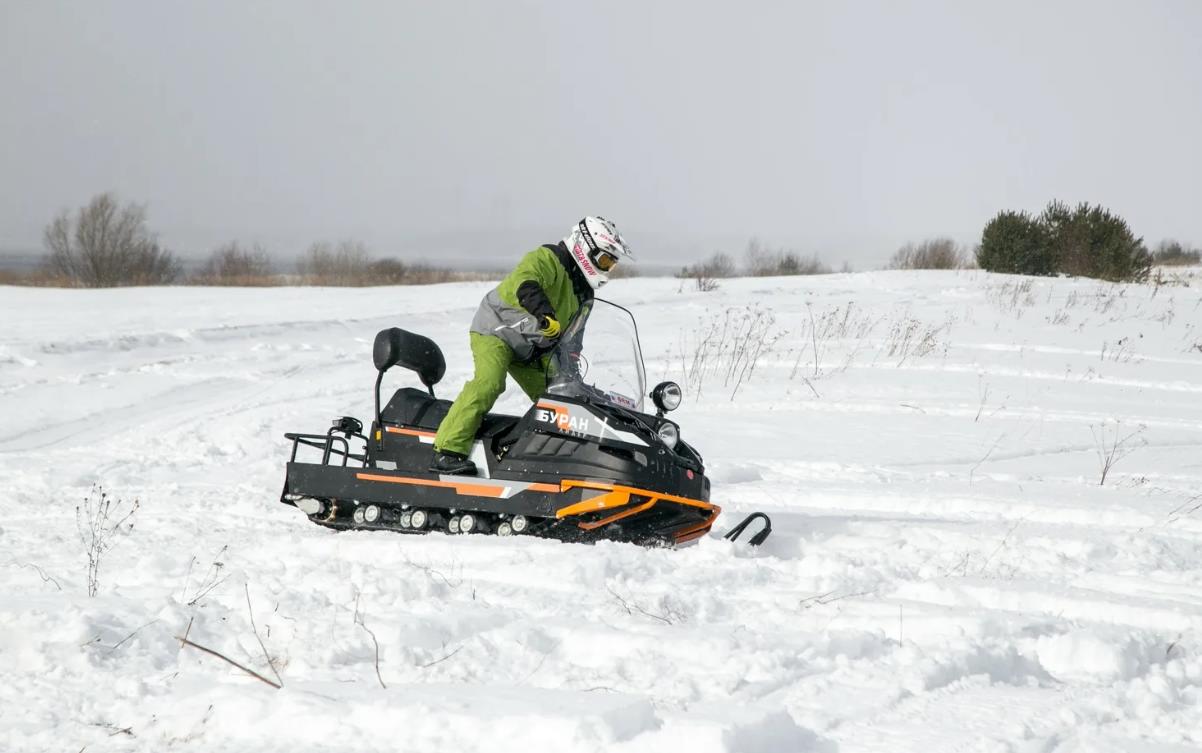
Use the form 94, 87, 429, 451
593, 249, 620, 272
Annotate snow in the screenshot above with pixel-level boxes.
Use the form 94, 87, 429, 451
2, 269, 1202, 752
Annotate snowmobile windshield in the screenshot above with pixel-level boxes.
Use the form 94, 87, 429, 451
545, 299, 646, 413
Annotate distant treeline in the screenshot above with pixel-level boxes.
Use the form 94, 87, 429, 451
2, 192, 495, 288
3, 192, 1196, 289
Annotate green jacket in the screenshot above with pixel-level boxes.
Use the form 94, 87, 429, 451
470, 243, 592, 361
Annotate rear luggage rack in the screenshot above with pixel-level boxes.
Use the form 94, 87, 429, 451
285, 416, 368, 467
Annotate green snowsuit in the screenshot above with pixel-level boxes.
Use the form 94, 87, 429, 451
433, 244, 590, 456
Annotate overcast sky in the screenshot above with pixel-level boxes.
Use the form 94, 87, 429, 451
2, 1, 1200, 267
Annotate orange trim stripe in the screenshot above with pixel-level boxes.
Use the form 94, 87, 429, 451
384, 426, 437, 438
356, 472, 505, 498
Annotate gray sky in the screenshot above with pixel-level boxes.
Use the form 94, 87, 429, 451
2, 1, 1200, 267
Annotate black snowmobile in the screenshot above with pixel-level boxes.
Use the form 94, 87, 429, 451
279, 300, 771, 547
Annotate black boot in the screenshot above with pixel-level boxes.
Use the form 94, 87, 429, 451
429, 450, 477, 476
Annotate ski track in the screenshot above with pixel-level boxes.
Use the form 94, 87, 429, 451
2, 272, 1202, 752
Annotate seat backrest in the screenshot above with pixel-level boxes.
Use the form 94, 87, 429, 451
372, 328, 445, 388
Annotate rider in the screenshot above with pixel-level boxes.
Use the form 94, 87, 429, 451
430, 216, 634, 475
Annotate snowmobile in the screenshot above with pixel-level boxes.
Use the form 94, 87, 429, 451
279, 299, 771, 547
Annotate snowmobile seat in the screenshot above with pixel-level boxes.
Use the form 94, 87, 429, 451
380, 387, 519, 441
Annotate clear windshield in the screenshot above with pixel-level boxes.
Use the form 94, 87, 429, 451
545, 299, 646, 413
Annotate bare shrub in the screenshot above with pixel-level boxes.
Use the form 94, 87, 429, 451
181, 544, 230, 606
1150, 268, 1195, 297
1100, 336, 1137, 363
44, 192, 181, 286
888, 238, 968, 270
879, 313, 950, 366
677, 306, 781, 399
790, 301, 879, 379
75, 485, 139, 597
363, 257, 479, 285
405, 263, 485, 284
985, 279, 1036, 315
296, 243, 474, 286
746, 238, 830, 276
0, 266, 72, 287
1092, 421, 1146, 486
194, 241, 277, 285
297, 240, 373, 285
1087, 283, 1127, 314
678, 252, 736, 292
368, 257, 409, 285
1153, 240, 1201, 266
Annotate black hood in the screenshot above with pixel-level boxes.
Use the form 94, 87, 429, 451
547, 241, 595, 303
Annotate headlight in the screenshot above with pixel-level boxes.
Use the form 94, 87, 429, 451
651, 382, 683, 413
657, 421, 679, 449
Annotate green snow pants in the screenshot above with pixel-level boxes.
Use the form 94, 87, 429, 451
433, 333, 548, 456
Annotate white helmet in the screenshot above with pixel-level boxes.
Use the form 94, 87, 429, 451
563, 216, 633, 289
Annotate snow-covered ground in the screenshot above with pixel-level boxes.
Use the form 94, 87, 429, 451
2, 269, 1202, 752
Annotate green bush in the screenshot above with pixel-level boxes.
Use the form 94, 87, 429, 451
1041, 201, 1150, 283
977, 202, 1150, 282
976, 210, 1054, 276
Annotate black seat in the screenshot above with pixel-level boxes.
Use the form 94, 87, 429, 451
380, 387, 519, 439
373, 328, 446, 390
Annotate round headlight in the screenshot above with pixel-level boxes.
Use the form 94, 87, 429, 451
651, 382, 683, 413
296, 498, 325, 516
657, 421, 679, 449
